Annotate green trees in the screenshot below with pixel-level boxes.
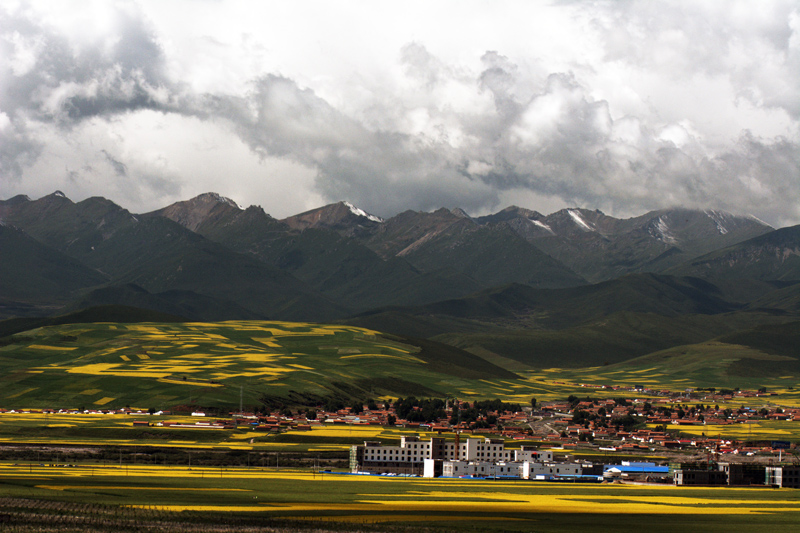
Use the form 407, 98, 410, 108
393, 397, 446, 423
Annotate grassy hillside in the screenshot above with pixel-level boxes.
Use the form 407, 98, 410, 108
669, 224, 800, 282
0, 225, 108, 317
0, 305, 187, 338
591, 341, 800, 386
716, 320, 800, 360
0, 320, 519, 410
64, 285, 266, 322
747, 282, 800, 313
432, 311, 797, 368
560, 320, 800, 390
349, 273, 750, 335
3, 317, 800, 411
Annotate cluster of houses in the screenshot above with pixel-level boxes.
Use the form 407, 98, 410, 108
4, 393, 799, 454
550, 395, 800, 427
3, 403, 799, 487
224, 394, 800, 452
349, 435, 800, 488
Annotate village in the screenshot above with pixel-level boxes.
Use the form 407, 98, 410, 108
2, 385, 799, 488
3, 386, 798, 454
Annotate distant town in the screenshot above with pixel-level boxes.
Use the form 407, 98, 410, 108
3, 385, 798, 488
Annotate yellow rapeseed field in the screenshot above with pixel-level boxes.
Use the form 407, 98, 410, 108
1, 462, 797, 524
93, 397, 116, 405
157, 378, 223, 387
339, 353, 426, 363
6, 387, 38, 399
27, 345, 78, 351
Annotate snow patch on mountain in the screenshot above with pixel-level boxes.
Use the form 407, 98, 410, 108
208, 192, 242, 210
704, 209, 729, 235
651, 215, 677, 244
746, 214, 771, 227
567, 209, 594, 231
344, 201, 383, 223
530, 218, 555, 234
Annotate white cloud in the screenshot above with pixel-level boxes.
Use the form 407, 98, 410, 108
0, 0, 797, 227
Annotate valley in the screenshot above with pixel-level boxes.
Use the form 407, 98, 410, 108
2, 191, 800, 530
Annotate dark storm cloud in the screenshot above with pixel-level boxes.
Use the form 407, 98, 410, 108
1, 1, 798, 226
202, 74, 499, 217
0, 2, 187, 196
192, 40, 799, 224
0, 3, 176, 126
0, 120, 41, 180
102, 150, 127, 177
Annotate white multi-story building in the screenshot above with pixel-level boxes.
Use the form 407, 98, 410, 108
438, 460, 525, 478
432, 458, 589, 479
350, 436, 560, 477
351, 435, 512, 474
522, 461, 586, 479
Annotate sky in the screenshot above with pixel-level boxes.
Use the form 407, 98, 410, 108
0, 0, 798, 226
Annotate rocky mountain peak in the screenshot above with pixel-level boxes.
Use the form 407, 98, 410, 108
449, 208, 471, 219
149, 192, 242, 232
282, 201, 383, 237
342, 201, 384, 223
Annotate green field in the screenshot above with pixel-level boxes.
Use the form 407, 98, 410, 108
647, 421, 800, 443
1, 462, 799, 532
0, 321, 452, 409
0, 412, 495, 452
2, 320, 800, 412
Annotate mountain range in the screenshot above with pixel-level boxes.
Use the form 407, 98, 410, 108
2, 191, 799, 372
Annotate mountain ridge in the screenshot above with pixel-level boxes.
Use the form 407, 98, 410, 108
2, 190, 800, 380
1, 191, 791, 329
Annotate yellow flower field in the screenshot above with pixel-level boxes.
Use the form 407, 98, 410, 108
1, 462, 796, 527
93, 397, 116, 406
339, 353, 426, 363
5, 319, 800, 419
27, 345, 78, 351
157, 378, 223, 387
6, 387, 38, 399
